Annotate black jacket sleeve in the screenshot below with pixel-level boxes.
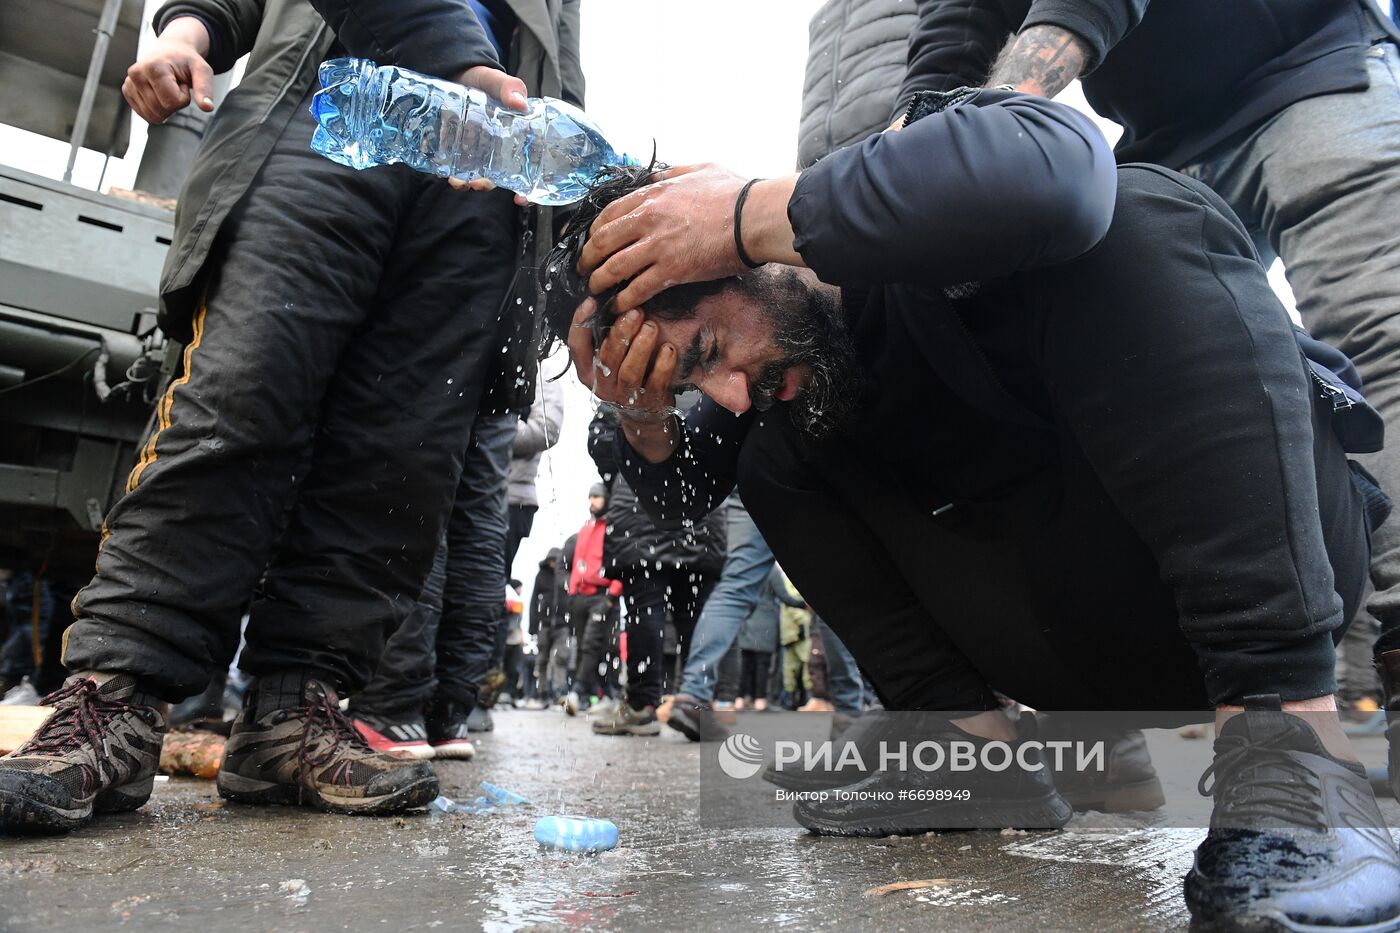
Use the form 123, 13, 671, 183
155, 0, 265, 74
303, 0, 501, 79
1019, 0, 1150, 73
788, 89, 1116, 289
896, 0, 1028, 116
616, 398, 754, 528
897, 0, 1150, 116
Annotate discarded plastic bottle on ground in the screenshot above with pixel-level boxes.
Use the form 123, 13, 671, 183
309, 57, 636, 206
534, 815, 619, 853
481, 781, 529, 807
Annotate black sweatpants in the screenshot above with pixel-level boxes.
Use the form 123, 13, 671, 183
568, 591, 617, 698
352, 413, 517, 716
738, 168, 1373, 712
618, 567, 717, 710
64, 93, 519, 700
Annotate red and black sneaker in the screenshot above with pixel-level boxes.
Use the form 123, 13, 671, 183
352, 714, 434, 760
0, 672, 166, 834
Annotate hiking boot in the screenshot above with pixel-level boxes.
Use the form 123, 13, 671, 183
424, 700, 476, 760
1032, 714, 1166, 813
1380, 648, 1400, 801
1184, 695, 1400, 932
666, 693, 732, 743
791, 719, 1072, 835
217, 677, 437, 815
169, 674, 228, 731
591, 702, 662, 736
0, 672, 164, 833
352, 712, 434, 760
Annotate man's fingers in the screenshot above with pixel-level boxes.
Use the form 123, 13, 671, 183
654, 164, 706, 181
587, 241, 653, 298
459, 65, 529, 112
190, 58, 216, 111
566, 300, 599, 389
646, 343, 678, 397
125, 79, 160, 125
151, 68, 190, 116
598, 309, 644, 373
615, 322, 660, 392
612, 266, 672, 315
579, 211, 645, 278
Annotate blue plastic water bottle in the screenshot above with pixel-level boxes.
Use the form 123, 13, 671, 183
533, 815, 619, 853
309, 58, 636, 206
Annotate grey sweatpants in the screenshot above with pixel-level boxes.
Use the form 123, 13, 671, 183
1179, 41, 1400, 699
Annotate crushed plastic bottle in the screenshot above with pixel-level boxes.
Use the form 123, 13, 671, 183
533, 815, 619, 853
481, 781, 530, 807
309, 57, 636, 205
427, 781, 531, 816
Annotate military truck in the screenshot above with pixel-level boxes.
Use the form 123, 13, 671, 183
0, 0, 217, 577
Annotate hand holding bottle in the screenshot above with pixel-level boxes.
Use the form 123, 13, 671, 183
123, 16, 216, 124
446, 64, 529, 198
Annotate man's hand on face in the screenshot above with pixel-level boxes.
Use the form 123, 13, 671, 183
445, 65, 531, 203
123, 17, 215, 125
577, 164, 751, 313
567, 299, 682, 464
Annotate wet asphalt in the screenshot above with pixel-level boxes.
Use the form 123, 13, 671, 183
1, 708, 1395, 932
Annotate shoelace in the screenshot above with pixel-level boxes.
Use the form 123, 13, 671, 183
1198, 730, 1328, 831
292, 689, 373, 803
22, 679, 132, 765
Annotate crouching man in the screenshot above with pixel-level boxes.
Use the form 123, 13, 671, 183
552, 88, 1400, 930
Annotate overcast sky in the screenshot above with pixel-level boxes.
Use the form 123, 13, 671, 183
2, 0, 1310, 598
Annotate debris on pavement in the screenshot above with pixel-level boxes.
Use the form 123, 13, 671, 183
864, 879, 956, 898
533, 815, 619, 853
158, 730, 225, 779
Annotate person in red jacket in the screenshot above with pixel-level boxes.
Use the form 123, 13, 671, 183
563, 483, 622, 715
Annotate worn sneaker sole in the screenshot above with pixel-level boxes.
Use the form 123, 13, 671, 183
215, 770, 438, 815
1187, 907, 1400, 933
1058, 775, 1166, 813
0, 774, 153, 834
429, 739, 476, 760
592, 721, 662, 736
794, 790, 1073, 836
666, 707, 729, 743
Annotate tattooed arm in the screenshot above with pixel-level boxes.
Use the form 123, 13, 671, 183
986, 23, 1090, 98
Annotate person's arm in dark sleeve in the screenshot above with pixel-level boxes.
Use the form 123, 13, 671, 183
617, 397, 754, 529
153, 0, 264, 74
303, 0, 501, 78
557, 0, 585, 108
896, 0, 1029, 117
789, 90, 1116, 289
984, 0, 1150, 98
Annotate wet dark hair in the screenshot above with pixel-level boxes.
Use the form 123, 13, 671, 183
540, 160, 741, 353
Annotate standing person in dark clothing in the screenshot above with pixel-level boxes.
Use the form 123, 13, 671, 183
529, 544, 574, 705
904, 0, 1400, 753
556, 81, 1400, 926
562, 485, 622, 716
0, 0, 581, 832
506, 370, 566, 571
584, 409, 726, 735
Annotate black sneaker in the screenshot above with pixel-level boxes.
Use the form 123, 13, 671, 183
666, 693, 732, 743
763, 710, 899, 792
792, 721, 1073, 835
216, 677, 437, 815
424, 700, 476, 760
1184, 694, 1400, 932
1032, 714, 1166, 813
169, 673, 228, 731
0, 672, 165, 833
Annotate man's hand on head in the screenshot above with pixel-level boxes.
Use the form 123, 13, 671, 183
578, 165, 804, 313
566, 299, 681, 464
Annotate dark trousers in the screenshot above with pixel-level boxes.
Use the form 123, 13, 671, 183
568, 591, 617, 698
354, 413, 517, 715
506, 504, 536, 573
64, 94, 519, 700
739, 649, 772, 703
619, 567, 717, 709
738, 168, 1372, 712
